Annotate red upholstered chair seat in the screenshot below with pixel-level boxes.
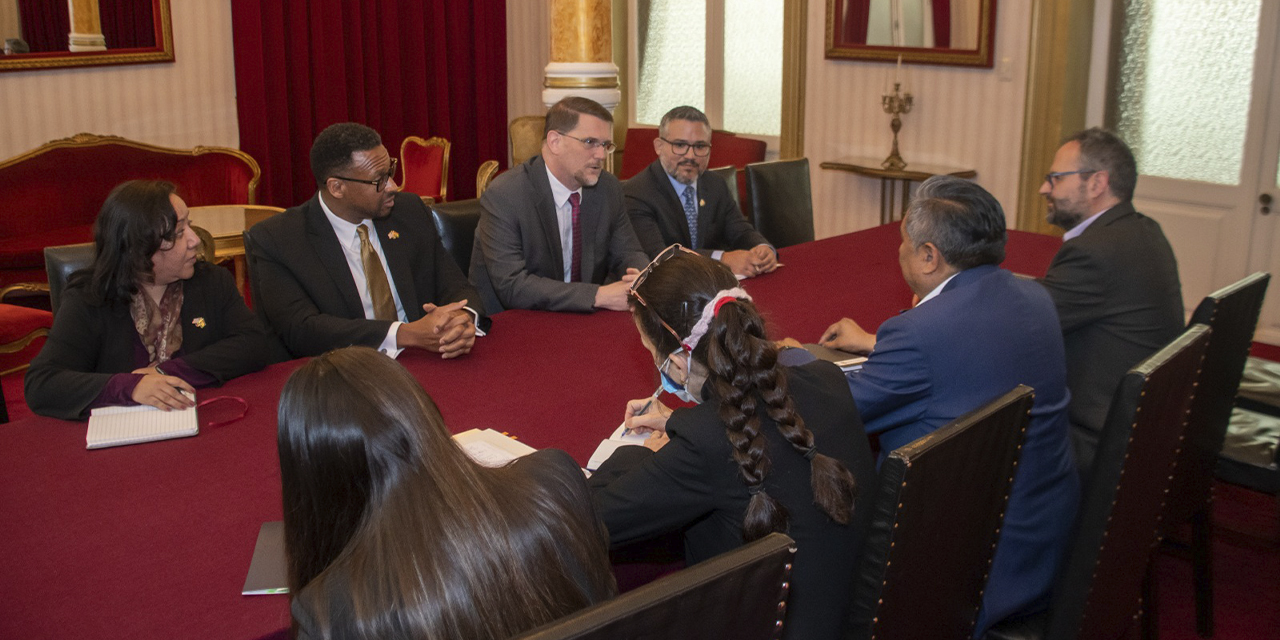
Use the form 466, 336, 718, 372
0, 133, 260, 289
400, 136, 451, 202
0, 303, 52, 375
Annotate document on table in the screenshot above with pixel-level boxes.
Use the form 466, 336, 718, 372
86, 391, 198, 450
242, 521, 288, 595
453, 428, 537, 467
586, 424, 651, 472
802, 343, 868, 372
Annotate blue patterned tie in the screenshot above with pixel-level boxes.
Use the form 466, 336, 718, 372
682, 185, 698, 249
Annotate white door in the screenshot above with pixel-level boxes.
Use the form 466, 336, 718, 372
1090, 0, 1280, 342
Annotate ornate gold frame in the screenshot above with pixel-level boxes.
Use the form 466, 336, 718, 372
0, 0, 175, 73
824, 0, 997, 68
399, 135, 452, 202
0, 132, 261, 204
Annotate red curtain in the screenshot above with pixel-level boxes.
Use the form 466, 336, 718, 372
99, 0, 157, 49
841, 0, 871, 45
230, 1, 508, 207
931, 0, 951, 48
16, 0, 69, 53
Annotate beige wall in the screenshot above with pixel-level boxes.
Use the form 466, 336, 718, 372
806, 1, 1033, 238
0, 1, 19, 44
507, 0, 552, 122
0, 0, 238, 160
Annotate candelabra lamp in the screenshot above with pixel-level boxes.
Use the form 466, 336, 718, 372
881, 82, 914, 171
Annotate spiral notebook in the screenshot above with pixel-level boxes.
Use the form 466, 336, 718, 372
86, 392, 198, 450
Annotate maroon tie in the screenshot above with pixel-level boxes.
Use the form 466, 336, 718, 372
569, 191, 582, 282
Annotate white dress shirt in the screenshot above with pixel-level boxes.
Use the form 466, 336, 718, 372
319, 194, 406, 357
545, 164, 582, 282
915, 271, 961, 307
1062, 206, 1113, 242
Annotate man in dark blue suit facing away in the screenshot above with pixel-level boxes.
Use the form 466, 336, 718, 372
815, 176, 1080, 636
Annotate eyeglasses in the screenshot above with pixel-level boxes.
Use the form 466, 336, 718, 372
558, 132, 617, 154
630, 243, 700, 344
659, 137, 712, 157
333, 158, 399, 192
1043, 169, 1097, 188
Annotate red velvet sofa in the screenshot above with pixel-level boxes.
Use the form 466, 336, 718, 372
0, 133, 261, 289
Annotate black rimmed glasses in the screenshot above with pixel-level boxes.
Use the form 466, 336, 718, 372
1043, 169, 1097, 188
333, 158, 399, 192
558, 132, 617, 154
630, 243, 700, 344
659, 137, 712, 157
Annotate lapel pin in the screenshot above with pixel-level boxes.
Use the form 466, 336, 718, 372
192, 317, 207, 329
387, 230, 400, 240
699, 199, 706, 207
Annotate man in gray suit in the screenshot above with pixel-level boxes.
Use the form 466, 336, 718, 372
470, 97, 649, 312
1039, 128, 1184, 473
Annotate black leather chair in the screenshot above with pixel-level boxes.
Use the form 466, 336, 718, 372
1159, 272, 1269, 637
43, 243, 96, 315
986, 325, 1211, 640
849, 385, 1034, 640
514, 533, 796, 640
744, 158, 815, 248
708, 165, 740, 212
429, 198, 482, 275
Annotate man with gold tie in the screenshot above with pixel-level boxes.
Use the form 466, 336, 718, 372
248, 123, 484, 359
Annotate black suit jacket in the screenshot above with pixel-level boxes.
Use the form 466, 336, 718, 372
248, 192, 483, 358
624, 160, 768, 257
589, 361, 877, 640
469, 155, 648, 312
1040, 202, 1184, 471
24, 262, 268, 420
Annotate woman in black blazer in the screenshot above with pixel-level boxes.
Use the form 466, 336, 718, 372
25, 180, 267, 419
590, 247, 877, 640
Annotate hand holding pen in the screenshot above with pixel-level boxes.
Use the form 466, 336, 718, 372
623, 385, 672, 436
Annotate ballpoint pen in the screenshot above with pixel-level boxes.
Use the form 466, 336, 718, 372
624, 384, 664, 437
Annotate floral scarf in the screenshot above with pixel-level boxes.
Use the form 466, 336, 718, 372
131, 282, 184, 366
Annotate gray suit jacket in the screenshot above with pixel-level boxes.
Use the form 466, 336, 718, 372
469, 155, 648, 312
1040, 202, 1184, 472
624, 160, 767, 258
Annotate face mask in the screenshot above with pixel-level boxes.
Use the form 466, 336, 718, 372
659, 351, 698, 404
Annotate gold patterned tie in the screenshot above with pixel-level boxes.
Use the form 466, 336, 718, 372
356, 225, 397, 321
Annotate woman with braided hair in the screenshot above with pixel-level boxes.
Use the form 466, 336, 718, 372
589, 247, 877, 639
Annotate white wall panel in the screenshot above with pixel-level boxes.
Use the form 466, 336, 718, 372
804, 0, 1032, 238
0, 0, 238, 160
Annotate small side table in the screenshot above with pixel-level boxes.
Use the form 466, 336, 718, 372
820, 157, 977, 224
188, 205, 284, 296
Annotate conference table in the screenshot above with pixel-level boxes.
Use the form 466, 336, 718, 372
0, 223, 1061, 640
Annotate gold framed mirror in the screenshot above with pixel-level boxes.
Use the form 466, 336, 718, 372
824, 0, 996, 67
0, 0, 173, 73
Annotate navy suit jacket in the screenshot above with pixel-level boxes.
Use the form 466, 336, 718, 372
849, 264, 1080, 634
624, 160, 767, 257
247, 192, 482, 358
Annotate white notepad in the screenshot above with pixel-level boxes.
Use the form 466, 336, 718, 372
452, 428, 537, 467
86, 392, 198, 450
587, 424, 651, 471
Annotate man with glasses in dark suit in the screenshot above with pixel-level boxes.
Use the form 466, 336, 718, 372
470, 97, 648, 312
248, 122, 485, 359
1038, 128, 1183, 474
624, 105, 775, 278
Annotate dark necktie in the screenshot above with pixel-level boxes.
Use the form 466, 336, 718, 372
569, 191, 582, 282
682, 185, 698, 249
356, 225, 397, 321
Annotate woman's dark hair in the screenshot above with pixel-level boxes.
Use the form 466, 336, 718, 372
73, 180, 179, 305
630, 254, 857, 540
277, 347, 615, 639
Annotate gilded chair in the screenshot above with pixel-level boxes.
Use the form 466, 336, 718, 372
510, 116, 546, 166
399, 136, 451, 202
0, 285, 52, 378
476, 160, 500, 197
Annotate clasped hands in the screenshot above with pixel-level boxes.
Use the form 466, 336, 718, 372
721, 245, 778, 279
398, 299, 477, 358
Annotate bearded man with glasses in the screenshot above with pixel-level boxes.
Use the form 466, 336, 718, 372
248, 122, 486, 360
470, 96, 649, 313
624, 105, 776, 279
1038, 127, 1183, 474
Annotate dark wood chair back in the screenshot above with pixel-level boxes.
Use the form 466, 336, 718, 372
1044, 325, 1210, 640
42, 242, 96, 315
514, 533, 796, 640
849, 385, 1034, 640
429, 198, 483, 276
745, 158, 815, 248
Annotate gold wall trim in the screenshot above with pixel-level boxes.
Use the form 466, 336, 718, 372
1016, 0, 1095, 234
0, 132, 262, 205
780, 0, 807, 159
544, 76, 620, 89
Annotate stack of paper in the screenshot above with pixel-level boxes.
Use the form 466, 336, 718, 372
587, 424, 652, 471
452, 428, 537, 467
86, 393, 198, 450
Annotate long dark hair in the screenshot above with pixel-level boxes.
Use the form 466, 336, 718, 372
277, 347, 615, 639
71, 180, 179, 305
630, 253, 857, 540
